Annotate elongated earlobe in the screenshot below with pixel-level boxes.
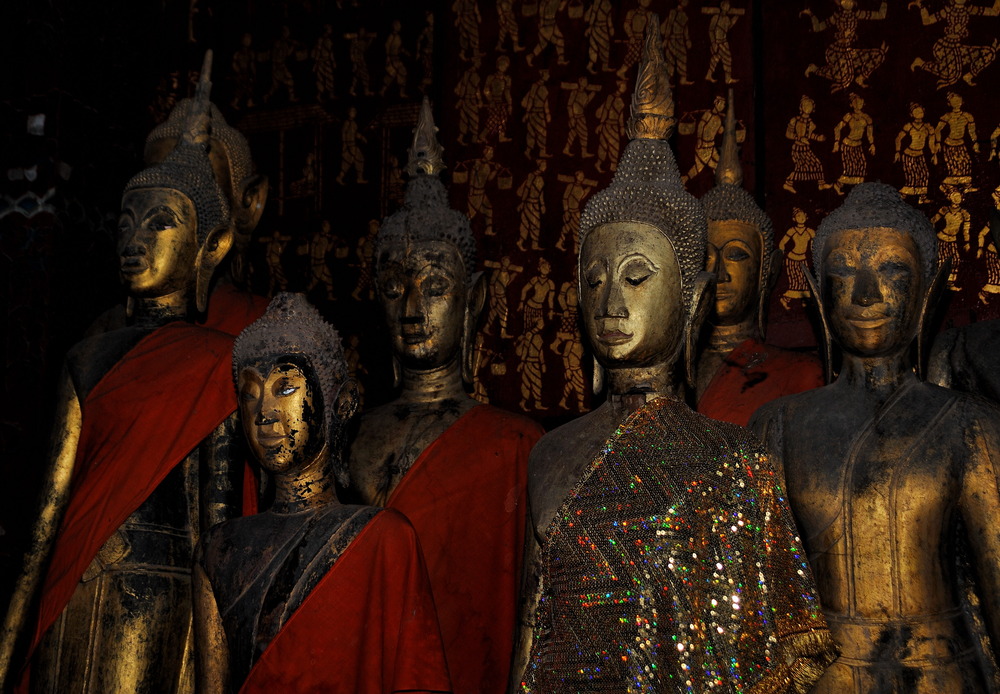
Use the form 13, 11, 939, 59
462, 272, 487, 385
758, 249, 784, 341
917, 260, 948, 380
194, 223, 235, 313
684, 272, 715, 389
804, 270, 833, 383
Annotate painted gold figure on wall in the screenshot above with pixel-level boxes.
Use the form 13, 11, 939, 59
784, 95, 831, 193
909, 0, 1000, 89
455, 57, 482, 146
345, 27, 375, 97
594, 79, 627, 173
662, 0, 694, 86
937, 91, 978, 187
264, 228, 293, 295
561, 77, 600, 157
933, 187, 972, 290
456, 145, 510, 236
896, 102, 938, 204
617, 0, 653, 79
681, 94, 726, 183
550, 281, 585, 411
832, 92, 874, 195
556, 171, 597, 253
977, 212, 1000, 303
522, 69, 551, 159
802, 0, 889, 92
516, 160, 547, 251
380, 20, 409, 98
520, 258, 555, 331
336, 107, 367, 185
527, 0, 568, 66
230, 32, 256, 109
483, 256, 523, 338
779, 207, 816, 310
453, 0, 482, 62
497, 0, 525, 52
584, 0, 614, 73
264, 26, 302, 104
311, 24, 336, 102
417, 11, 434, 91
702, 1, 744, 84
305, 220, 336, 301
481, 56, 513, 143
515, 315, 547, 410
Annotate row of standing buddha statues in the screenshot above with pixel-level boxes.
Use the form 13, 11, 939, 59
3, 14, 1000, 694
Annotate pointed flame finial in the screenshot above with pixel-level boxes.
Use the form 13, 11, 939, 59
182, 50, 214, 149
406, 97, 446, 177
715, 88, 742, 186
625, 15, 676, 141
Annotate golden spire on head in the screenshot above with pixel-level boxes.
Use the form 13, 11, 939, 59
625, 15, 676, 142
182, 50, 214, 150
715, 88, 742, 187
406, 97, 446, 177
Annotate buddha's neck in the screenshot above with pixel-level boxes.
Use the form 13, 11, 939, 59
130, 289, 191, 329
270, 448, 340, 514
399, 358, 467, 404
606, 362, 684, 419
706, 318, 755, 354
837, 352, 916, 404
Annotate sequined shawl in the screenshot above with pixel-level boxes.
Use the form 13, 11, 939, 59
522, 397, 835, 693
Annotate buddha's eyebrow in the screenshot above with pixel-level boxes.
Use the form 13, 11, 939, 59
616, 253, 659, 273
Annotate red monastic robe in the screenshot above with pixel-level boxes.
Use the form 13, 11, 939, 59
387, 405, 544, 694
240, 509, 452, 694
202, 283, 268, 336
25, 322, 236, 661
697, 338, 825, 427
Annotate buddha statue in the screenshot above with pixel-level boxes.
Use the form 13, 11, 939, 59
194, 293, 450, 694
695, 89, 825, 426
511, 21, 835, 693
0, 52, 243, 694
751, 182, 1000, 693
87, 60, 269, 338
348, 98, 544, 694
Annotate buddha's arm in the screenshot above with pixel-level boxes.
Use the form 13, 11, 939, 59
193, 561, 230, 694
201, 412, 243, 532
959, 412, 1000, 663
0, 370, 82, 686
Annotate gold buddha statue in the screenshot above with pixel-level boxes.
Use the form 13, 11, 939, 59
193, 293, 450, 693
695, 89, 824, 426
86, 63, 269, 338
511, 21, 835, 693
0, 52, 243, 694
751, 182, 1000, 693
348, 98, 543, 694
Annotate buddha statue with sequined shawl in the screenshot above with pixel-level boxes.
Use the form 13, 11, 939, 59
349, 98, 543, 694
695, 89, 824, 426
751, 183, 1000, 693
193, 293, 450, 694
0, 52, 242, 694
510, 21, 835, 693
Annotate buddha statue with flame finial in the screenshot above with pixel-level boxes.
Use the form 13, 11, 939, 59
348, 98, 543, 694
510, 21, 835, 693
752, 183, 1000, 693
193, 293, 450, 694
695, 89, 825, 426
0, 51, 244, 694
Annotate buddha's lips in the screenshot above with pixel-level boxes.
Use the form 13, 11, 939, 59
598, 330, 633, 344
120, 256, 148, 273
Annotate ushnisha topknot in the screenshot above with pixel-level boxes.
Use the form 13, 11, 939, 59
700, 89, 775, 280
125, 50, 230, 244
813, 182, 938, 281
233, 293, 351, 483
145, 98, 253, 202
375, 98, 476, 285
579, 15, 706, 306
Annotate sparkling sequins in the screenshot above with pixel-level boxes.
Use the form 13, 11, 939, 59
523, 398, 831, 693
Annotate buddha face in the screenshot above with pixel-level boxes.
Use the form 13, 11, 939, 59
580, 222, 684, 369
823, 227, 923, 358
238, 361, 321, 474
118, 187, 199, 299
377, 240, 468, 371
708, 219, 762, 325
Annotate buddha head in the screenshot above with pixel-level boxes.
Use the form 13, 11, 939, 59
701, 89, 777, 338
119, 52, 234, 314
233, 293, 357, 484
375, 98, 484, 384
579, 17, 712, 390
144, 80, 267, 289
813, 182, 938, 364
